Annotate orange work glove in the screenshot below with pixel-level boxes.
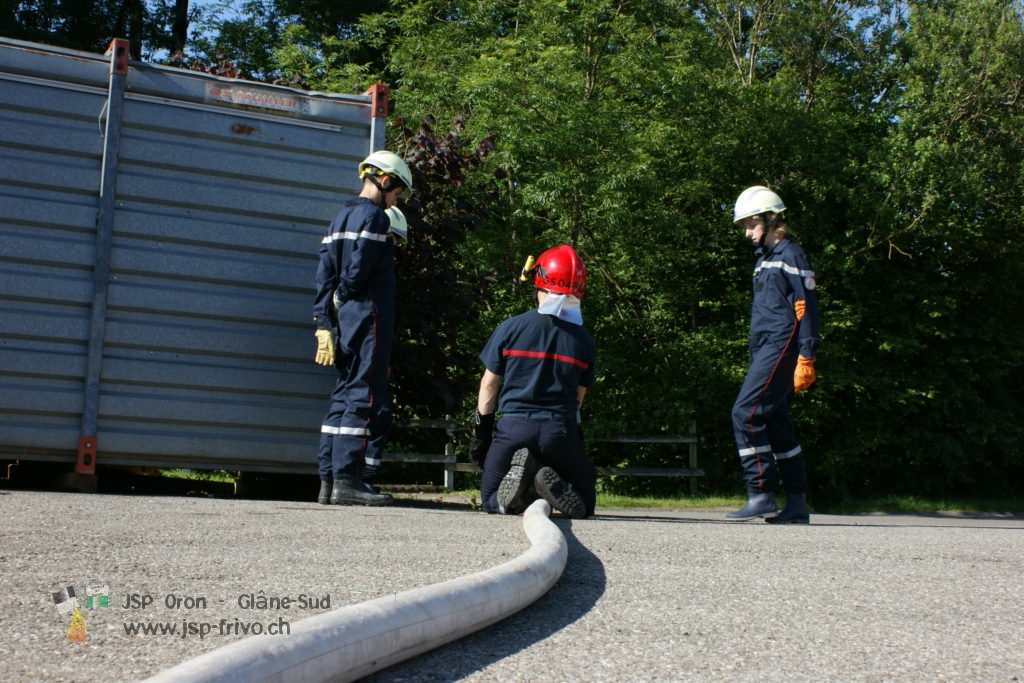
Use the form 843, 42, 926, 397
794, 299, 806, 322
794, 356, 816, 393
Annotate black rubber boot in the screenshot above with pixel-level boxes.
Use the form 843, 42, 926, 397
726, 451, 779, 520
317, 480, 332, 505
725, 492, 777, 520
767, 456, 810, 524
766, 493, 810, 524
329, 479, 393, 506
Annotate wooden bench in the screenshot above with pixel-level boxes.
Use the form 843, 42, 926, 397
592, 428, 703, 495
383, 419, 461, 490
387, 420, 702, 493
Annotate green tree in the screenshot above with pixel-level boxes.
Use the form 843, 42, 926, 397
815, 0, 1024, 497
1, 0, 197, 59
15, 0, 1024, 499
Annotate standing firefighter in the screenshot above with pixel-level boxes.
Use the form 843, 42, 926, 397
470, 245, 598, 518
312, 151, 412, 506
727, 186, 820, 524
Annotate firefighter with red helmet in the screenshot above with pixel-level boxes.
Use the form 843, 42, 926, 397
312, 150, 412, 506
727, 186, 820, 524
470, 245, 598, 518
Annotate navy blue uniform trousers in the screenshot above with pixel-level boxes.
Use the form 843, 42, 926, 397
317, 295, 393, 482
730, 337, 801, 494
480, 414, 597, 516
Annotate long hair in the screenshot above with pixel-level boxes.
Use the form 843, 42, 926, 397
765, 213, 793, 241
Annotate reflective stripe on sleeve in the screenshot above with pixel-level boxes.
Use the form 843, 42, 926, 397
755, 259, 814, 279
322, 230, 388, 244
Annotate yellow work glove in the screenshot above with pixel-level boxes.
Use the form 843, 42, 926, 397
314, 329, 336, 366
794, 299, 806, 322
794, 356, 816, 393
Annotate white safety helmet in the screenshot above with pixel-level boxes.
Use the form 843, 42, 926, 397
386, 206, 408, 241
359, 150, 413, 195
733, 186, 786, 223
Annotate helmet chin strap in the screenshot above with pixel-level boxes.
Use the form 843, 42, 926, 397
756, 214, 778, 250
367, 171, 403, 209
368, 175, 389, 209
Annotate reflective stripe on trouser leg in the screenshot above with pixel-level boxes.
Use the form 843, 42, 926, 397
731, 340, 798, 494
737, 447, 778, 495
324, 291, 395, 482
320, 424, 370, 480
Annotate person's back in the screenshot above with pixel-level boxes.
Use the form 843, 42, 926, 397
471, 245, 598, 518
486, 309, 595, 417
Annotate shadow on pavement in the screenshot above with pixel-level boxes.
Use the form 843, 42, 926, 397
362, 520, 607, 682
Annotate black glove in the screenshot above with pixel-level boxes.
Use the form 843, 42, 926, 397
469, 411, 495, 468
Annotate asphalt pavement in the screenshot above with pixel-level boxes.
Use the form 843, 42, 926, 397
3, 488, 1022, 682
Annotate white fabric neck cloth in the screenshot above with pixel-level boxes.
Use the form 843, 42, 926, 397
537, 293, 583, 325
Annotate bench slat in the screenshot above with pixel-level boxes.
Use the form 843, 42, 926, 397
596, 435, 700, 444
595, 467, 703, 477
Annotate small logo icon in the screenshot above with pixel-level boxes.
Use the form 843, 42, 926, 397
86, 585, 109, 609
52, 586, 88, 647
52, 586, 80, 616
66, 605, 88, 647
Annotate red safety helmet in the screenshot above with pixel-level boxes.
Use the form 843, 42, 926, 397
534, 245, 587, 299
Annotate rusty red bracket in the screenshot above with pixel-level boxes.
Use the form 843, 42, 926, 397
367, 81, 390, 118
76, 436, 97, 475
105, 38, 129, 76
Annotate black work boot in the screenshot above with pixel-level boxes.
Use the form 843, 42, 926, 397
317, 480, 332, 505
361, 463, 380, 491
534, 467, 587, 519
497, 448, 539, 514
329, 479, 393, 506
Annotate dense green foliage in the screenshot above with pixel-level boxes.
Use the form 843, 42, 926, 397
7, 0, 1023, 501
1, 0, 198, 58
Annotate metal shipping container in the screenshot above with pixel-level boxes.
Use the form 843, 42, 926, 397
0, 37, 388, 480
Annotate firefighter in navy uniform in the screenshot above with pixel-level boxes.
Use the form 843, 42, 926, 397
312, 151, 412, 506
727, 186, 820, 524
469, 245, 598, 519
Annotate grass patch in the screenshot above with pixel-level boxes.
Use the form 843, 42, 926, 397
822, 495, 1024, 515
159, 468, 236, 483
596, 493, 738, 509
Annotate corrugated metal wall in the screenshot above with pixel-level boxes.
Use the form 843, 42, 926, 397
0, 38, 381, 474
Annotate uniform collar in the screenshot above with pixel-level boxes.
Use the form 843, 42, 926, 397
760, 236, 790, 258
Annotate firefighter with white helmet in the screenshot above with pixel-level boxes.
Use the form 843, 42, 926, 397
311, 150, 413, 506
359, 150, 413, 203
733, 185, 787, 224
470, 245, 598, 518
385, 206, 408, 241
727, 186, 820, 524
